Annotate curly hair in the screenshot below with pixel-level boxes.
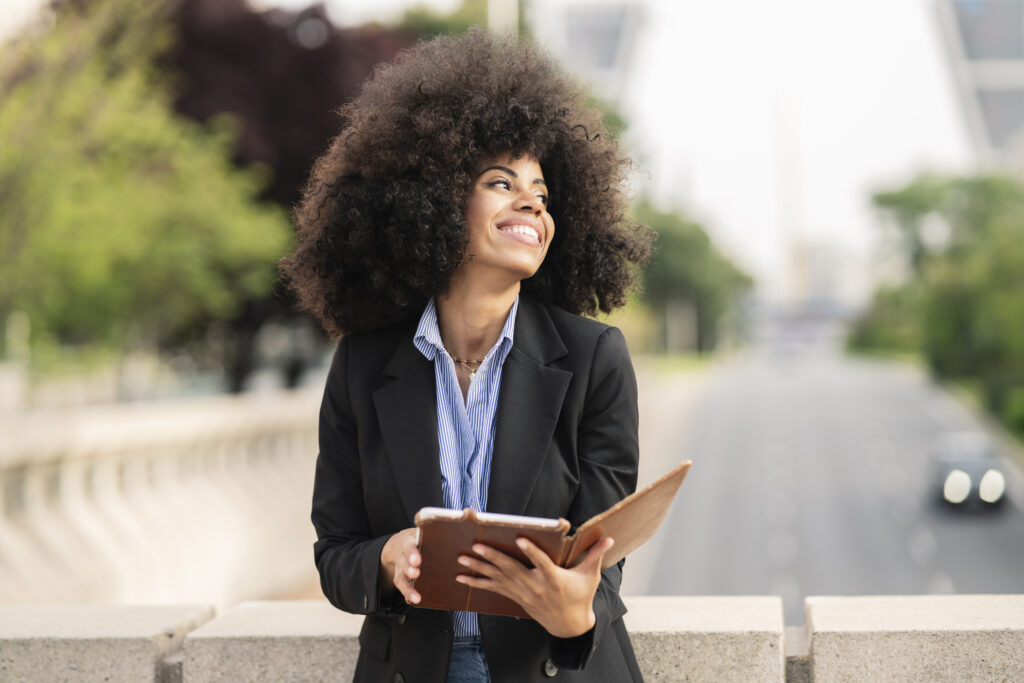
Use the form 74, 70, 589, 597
280, 28, 652, 337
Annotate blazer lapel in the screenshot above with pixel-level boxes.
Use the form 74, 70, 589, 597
373, 332, 444, 524
487, 297, 573, 516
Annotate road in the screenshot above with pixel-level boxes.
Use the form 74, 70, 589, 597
633, 342, 1024, 625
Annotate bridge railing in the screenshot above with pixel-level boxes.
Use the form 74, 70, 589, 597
1, 596, 1022, 682
0, 389, 321, 606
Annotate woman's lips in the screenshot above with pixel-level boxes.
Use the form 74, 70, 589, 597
497, 222, 542, 245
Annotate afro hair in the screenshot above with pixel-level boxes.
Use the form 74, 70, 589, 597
281, 28, 652, 337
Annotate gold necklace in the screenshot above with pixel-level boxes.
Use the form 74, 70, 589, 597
445, 348, 484, 382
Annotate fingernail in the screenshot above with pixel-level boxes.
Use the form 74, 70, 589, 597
472, 544, 485, 555
455, 576, 467, 584
410, 593, 420, 604
457, 556, 470, 566
516, 538, 528, 550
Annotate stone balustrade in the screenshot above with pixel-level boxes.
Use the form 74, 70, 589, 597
1, 596, 1022, 682
0, 389, 321, 606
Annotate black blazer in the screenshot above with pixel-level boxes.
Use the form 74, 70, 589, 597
312, 295, 643, 682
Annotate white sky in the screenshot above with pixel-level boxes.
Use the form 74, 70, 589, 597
2, 0, 976, 303
618, 0, 974, 302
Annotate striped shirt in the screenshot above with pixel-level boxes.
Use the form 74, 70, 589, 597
413, 296, 519, 639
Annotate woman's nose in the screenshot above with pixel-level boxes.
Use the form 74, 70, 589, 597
516, 193, 541, 214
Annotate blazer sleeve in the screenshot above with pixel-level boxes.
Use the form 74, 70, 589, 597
549, 325, 639, 669
311, 337, 408, 618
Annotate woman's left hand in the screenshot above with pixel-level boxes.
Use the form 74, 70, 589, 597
455, 536, 614, 638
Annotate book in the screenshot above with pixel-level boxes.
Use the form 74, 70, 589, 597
411, 460, 692, 618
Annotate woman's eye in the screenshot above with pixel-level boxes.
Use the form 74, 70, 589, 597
535, 193, 549, 206
487, 179, 511, 190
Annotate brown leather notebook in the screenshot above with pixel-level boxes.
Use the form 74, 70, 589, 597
412, 460, 691, 618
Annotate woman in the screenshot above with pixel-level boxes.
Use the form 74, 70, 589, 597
281, 28, 652, 683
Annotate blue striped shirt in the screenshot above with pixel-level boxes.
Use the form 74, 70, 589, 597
413, 296, 519, 638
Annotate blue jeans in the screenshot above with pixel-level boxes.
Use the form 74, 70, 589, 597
447, 637, 491, 683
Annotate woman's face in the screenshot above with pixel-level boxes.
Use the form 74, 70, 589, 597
461, 153, 555, 283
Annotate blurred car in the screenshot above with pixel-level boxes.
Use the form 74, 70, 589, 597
929, 432, 1007, 511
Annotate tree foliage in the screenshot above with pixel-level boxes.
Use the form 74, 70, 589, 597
161, 0, 413, 389
397, 0, 488, 37
636, 201, 752, 352
0, 0, 291, 360
853, 173, 1024, 434
169, 0, 415, 209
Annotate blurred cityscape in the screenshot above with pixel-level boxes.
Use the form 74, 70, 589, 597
1, 0, 1022, 624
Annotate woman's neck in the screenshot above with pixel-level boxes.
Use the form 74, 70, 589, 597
436, 278, 520, 361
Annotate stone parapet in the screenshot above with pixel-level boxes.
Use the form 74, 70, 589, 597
623, 596, 785, 681
805, 594, 1024, 682
2, 596, 1024, 681
183, 600, 362, 683
0, 604, 213, 683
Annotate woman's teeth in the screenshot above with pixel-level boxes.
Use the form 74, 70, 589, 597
501, 225, 539, 242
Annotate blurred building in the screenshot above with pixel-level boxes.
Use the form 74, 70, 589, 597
936, 0, 1024, 175
527, 0, 645, 105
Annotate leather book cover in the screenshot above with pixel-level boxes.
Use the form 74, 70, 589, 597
563, 460, 691, 569
413, 509, 571, 618
412, 460, 691, 618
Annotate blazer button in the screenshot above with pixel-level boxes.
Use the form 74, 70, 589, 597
542, 658, 558, 677
393, 674, 405, 683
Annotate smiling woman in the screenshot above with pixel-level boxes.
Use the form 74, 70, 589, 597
280, 28, 653, 683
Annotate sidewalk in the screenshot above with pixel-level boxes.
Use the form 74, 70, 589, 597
622, 356, 712, 595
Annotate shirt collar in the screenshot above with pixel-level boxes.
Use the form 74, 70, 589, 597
413, 296, 519, 361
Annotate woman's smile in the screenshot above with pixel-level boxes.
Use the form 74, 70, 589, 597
496, 217, 543, 246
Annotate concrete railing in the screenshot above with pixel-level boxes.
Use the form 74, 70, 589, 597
2, 596, 1022, 682
0, 389, 321, 606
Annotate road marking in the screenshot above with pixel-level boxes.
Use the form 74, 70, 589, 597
889, 497, 919, 525
764, 496, 798, 527
877, 462, 907, 497
766, 531, 799, 565
928, 571, 956, 594
907, 525, 937, 566
764, 467, 795, 493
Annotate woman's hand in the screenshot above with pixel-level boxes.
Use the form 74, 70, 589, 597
455, 536, 614, 638
379, 528, 422, 605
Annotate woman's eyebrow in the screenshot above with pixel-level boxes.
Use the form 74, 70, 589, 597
479, 165, 517, 176
479, 165, 546, 186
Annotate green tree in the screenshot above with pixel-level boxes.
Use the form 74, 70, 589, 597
398, 0, 488, 37
859, 172, 1024, 436
872, 174, 946, 277
846, 284, 922, 354
0, 0, 291, 363
636, 201, 752, 353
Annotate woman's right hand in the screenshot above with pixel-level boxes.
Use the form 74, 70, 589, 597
379, 527, 422, 605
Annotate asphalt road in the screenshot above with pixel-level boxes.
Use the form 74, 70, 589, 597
638, 341, 1024, 625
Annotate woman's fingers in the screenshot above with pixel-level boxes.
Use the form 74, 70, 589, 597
577, 536, 614, 573
381, 527, 424, 604
454, 556, 513, 599
455, 572, 515, 600
471, 543, 525, 574
456, 545, 530, 598
515, 537, 559, 578
394, 571, 421, 604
